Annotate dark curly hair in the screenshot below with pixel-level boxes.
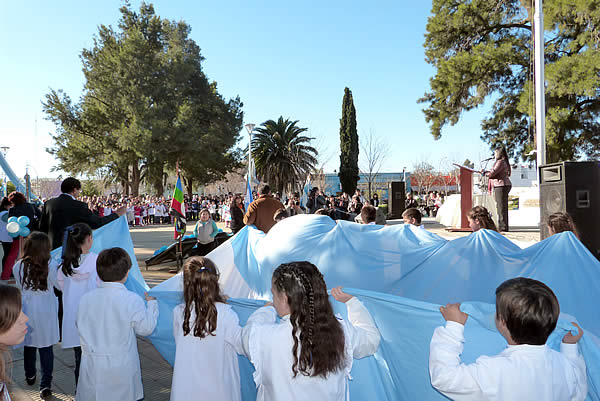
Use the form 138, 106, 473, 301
272, 261, 345, 378
182, 257, 225, 338
19, 232, 51, 291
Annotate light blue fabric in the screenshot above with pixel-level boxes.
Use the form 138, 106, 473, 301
82, 215, 599, 400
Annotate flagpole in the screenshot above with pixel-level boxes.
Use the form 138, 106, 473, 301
534, 0, 546, 179
244, 124, 255, 209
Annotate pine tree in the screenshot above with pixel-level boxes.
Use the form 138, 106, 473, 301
338, 87, 360, 194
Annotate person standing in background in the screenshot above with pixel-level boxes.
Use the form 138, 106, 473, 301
484, 147, 512, 232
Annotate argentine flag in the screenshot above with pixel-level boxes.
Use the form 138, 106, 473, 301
244, 175, 253, 210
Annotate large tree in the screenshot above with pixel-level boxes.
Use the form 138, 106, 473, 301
43, 2, 242, 196
338, 87, 360, 194
252, 117, 318, 195
419, 0, 600, 162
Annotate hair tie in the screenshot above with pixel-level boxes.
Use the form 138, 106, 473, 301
61, 226, 74, 259
197, 266, 208, 273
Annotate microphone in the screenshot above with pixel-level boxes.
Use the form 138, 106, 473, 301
482, 157, 494, 162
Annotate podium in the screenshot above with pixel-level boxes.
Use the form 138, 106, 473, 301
447, 164, 478, 231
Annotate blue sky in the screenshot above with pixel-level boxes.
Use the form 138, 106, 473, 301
0, 0, 494, 180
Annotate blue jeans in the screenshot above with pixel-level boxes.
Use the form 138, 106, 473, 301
24, 345, 53, 390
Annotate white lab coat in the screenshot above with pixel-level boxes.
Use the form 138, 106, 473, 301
56, 252, 100, 348
75, 282, 158, 401
170, 302, 243, 401
429, 321, 588, 401
12, 259, 60, 348
241, 297, 380, 401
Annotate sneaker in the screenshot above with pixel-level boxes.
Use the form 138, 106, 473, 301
40, 388, 52, 398
26, 375, 36, 385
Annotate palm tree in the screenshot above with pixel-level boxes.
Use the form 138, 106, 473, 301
252, 117, 318, 194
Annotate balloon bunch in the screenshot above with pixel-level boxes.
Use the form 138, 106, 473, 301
6, 216, 31, 238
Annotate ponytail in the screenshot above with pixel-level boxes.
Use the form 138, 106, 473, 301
59, 223, 93, 276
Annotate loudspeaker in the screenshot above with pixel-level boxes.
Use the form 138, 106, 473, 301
539, 161, 600, 260
387, 181, 406, 219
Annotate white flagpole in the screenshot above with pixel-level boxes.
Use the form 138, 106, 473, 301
534, 0, 546, 176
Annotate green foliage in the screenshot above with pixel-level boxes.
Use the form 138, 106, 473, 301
80, 180, 101, 197
43, 2, 243, 196
6, 181, 16, 194
338, 87, 360, 194
462, 159, 475, 169
420, 0, 600, 162
252, 117, 318, 194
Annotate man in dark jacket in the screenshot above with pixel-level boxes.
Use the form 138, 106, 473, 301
243, 185, 285, 234
39, 177, 126, 249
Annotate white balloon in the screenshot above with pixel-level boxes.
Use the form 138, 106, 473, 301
6, 221, 19, 234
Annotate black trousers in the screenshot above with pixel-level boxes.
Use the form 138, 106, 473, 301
73, 346, 82, 385
190, 241, 216, 257
24, 345, 54, 390
1, 241, 12, 273
494, 185, 511, 232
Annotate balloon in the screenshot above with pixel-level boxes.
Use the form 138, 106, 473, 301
7, 216, 17, 224
17, 216, 30, 227
8, 230, 19, 238
6, 222, 19, 234
19, 227, 31, 237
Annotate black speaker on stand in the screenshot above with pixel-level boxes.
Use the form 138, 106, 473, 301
387, 181, 406, 219
539, 161, 600, 260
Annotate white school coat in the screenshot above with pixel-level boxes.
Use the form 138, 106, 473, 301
429, 321, 588, 401
241, 297, 380, 401
75, 282, 158, 401
57, 252, 100, 348
13, 260, 60, 348
170, 302, 243, 401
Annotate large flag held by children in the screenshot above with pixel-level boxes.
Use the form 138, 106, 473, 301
170, 174, 186, 239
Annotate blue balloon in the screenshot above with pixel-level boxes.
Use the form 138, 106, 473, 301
17, 216, 30, 227
8, 230, 20, 238
19, 227, 30, 237
7, 216, 17, 224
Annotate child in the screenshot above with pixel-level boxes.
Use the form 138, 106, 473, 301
76, 247, 157, 401
429, 277, 587, 401
12, 233, 59, 399
273, 208, 289, 223
241, 261, 381, 401
170, 257, 243, 401
192, 209, 218, 256
466, 206, 497, 232
547, 212, 579, 238
56, 223, 98, 385
360, 205, 377, 224
0, 284, 29, 401
402, 207, 423, 228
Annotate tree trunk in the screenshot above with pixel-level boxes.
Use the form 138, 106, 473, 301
183, 176, 194, 198
121, 179, 129, 196
130, 162, 141, 197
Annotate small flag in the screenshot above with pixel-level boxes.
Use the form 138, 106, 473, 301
170, 174, 187, 239
244, 175, 253, 211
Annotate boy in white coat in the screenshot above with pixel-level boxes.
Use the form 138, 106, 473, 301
76, 248, 158, 401
429, 277, 588, 401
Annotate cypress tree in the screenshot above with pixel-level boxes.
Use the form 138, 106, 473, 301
338, 87, 360, 194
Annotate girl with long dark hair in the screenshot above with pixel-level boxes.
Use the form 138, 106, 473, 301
0, 285, 29, 401
170, 257, 243, 401
242, 261, 380, 400
229, 196, 245, 235
484, 147, 512, 231
467, 206, 498, 232
56, 223, 98, 385
12, 232, 58, 398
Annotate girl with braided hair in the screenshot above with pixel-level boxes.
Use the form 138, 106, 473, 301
170, 257, 244, 401
547, 212, 579, 239
241, 261, 380, 401
467, 206, 498, 232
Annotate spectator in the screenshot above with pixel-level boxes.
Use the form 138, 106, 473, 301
273, 208, 289, 223
243, 185, 285, 234
229, 196, 245, 235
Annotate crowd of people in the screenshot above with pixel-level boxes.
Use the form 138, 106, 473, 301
0, 176, 590, 401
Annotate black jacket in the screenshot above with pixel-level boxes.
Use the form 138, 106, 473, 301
230, 205, 245, 233
8, 202, 41, 231
39, 194, 119, 249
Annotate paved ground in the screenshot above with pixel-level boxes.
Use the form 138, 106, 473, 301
7, 218, 540, 400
